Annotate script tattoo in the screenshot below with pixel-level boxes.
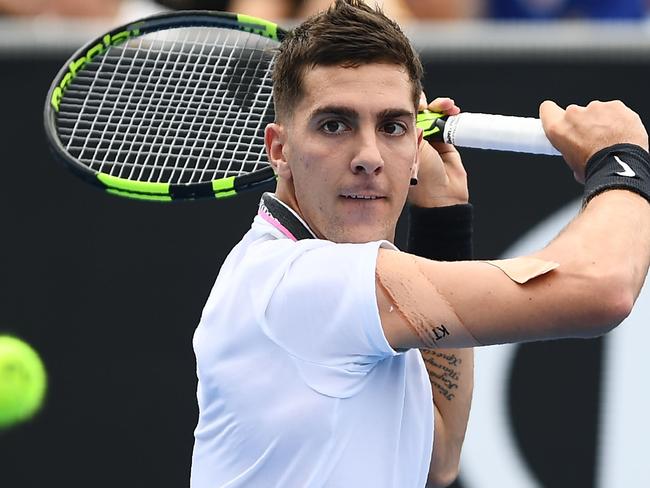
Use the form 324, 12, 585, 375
421, 349, 462, 402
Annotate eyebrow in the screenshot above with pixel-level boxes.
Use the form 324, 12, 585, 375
309, 105, 415, 122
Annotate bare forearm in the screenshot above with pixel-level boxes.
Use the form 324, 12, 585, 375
379, 189, 650, 349
421, 347, 474, 487
538, 190, 650, 305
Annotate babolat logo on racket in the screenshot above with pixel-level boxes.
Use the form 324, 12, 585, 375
50, 25, 142, 112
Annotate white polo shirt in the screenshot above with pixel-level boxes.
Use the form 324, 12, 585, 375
191, 196, 433, 487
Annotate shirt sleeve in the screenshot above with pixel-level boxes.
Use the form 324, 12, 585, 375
257, 239, 398, 398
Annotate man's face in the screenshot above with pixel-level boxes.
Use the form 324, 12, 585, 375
270, 63, 419, 243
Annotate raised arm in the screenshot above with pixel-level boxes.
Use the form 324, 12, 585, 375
378, 100, 650, 351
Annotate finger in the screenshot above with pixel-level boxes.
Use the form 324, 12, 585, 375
418, 92, 428, 111
428, 97, 459, 115
539, 100, 565, 128
538, 100, 570, 153
425, 134, 460, 158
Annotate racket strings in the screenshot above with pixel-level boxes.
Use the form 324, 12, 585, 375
212, 32, 275, 180
138, 26, 216, 183
56, 26, 277, 185
98, 35, 152, 180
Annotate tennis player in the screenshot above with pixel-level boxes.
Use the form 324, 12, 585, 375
191, 1, 650, 486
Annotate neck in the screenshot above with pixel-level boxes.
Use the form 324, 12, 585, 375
274, 181, 325, 239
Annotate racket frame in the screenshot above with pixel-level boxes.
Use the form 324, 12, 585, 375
44, 10, 286, 201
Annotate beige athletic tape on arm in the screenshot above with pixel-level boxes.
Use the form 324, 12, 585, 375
483, 257, 559, 284
376, 251, 481, 348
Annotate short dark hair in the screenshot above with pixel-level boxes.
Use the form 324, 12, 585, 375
272, 0, 424, 121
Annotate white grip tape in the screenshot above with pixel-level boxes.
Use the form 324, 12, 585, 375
443, 113, 561, 156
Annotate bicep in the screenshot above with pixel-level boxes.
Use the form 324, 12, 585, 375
375, 253, 479, 349
376, 248, 596, 350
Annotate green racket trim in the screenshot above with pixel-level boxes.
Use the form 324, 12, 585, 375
96, 172, 271, 200
97, 173, 170, 195
416, 111, 445, 139
212, 177, 237, 198
236, 13, 279, 40
106, 189, 173, 202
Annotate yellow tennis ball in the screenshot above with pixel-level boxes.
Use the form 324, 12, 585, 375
0, 335, 47, 429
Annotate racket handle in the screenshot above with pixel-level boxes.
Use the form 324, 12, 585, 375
419, 112, 561, 156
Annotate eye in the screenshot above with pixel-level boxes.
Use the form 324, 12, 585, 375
381, 122, 407, 136
320, 120, 348, 135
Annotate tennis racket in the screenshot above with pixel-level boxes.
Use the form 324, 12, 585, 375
44, 10, 560, 202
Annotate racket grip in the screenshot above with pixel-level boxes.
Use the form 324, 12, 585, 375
440, 113, 561, 156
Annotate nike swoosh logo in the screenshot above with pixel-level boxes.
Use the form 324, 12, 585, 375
614, 156, 636, 177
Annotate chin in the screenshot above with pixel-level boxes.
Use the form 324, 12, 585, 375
328, 226, 394, 244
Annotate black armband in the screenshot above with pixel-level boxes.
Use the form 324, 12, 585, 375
407, 204, 473, 261
583, 143, 650, 205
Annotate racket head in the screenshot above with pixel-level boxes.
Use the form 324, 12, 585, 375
44, 11, 287, 201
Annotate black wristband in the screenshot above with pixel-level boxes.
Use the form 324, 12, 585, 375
407, 204, 473, 261
583, 143, 650, 205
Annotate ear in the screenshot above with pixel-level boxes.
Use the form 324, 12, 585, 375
412, 128, 423, 180
265, 123, 292, 180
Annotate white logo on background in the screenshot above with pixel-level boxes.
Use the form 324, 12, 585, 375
614, 156, 636, 177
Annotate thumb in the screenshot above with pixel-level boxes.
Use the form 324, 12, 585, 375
539, 100, 585, 181
539, 100, 567, 154
539, 100, 564, 124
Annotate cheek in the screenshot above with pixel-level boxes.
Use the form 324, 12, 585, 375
384, 142, 418, 177
290, 150, 335, 206
292, 140, 343, 183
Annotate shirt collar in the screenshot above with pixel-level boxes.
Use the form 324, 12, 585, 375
257, 193, 317, 242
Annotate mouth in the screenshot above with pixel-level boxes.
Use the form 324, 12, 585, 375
340, 192, 386, 200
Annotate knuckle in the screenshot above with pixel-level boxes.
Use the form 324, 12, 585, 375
565, 103, 583, 115
544, 120, 562, 137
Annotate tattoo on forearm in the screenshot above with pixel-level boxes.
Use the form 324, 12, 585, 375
421, 350, 462, 402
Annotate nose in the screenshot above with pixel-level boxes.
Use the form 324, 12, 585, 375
350, 131, 384, 175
